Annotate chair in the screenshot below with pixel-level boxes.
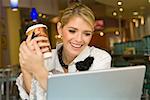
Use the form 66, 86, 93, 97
0, 64, 21, 100
142, 63, 150, 100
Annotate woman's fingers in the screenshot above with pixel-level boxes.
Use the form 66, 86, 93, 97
33, 36, 49, 42
19, 53, 27, 71
19, 53, 23, 66
26, 33, 33, 43
19, 43, 31, 71
40, 47, 50, 53
19, 42, 27, 54
25, 33, 35, 51
20, 42, 32, 55
22, 35, 51, 57
37, 41, 50, 48
33, 36, 51, 52
33, 41, 43, 56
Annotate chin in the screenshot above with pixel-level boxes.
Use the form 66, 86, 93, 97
71, 48, 85, 57
68, 50, 79, 56
66, 44, 86, 56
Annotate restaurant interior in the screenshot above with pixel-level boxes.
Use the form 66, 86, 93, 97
0, 0, 150, 99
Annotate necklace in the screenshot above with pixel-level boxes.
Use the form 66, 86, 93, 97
58, 46, 94, 71
58, 46, 68, 69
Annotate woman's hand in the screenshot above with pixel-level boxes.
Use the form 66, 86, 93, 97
33, 27, 51, 54
19, 40, 44, 74
19, 32, 51, 74
33, 36, 51, 54
19, 33, 49, 91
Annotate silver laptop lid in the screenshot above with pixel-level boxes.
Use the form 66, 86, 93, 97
47, 65, 145, 100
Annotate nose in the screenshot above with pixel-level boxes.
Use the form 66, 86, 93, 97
75, 33, 82, 42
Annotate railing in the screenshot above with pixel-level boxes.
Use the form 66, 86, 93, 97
0, 64, 21, 100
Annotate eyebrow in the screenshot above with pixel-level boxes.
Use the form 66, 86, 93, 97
67, 27, 93, 33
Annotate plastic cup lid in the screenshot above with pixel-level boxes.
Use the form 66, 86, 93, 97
26, 24, 47, 34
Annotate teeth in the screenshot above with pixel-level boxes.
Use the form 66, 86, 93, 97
71, 43, 82, 48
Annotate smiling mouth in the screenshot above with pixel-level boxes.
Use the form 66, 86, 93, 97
70, 42, 83, 48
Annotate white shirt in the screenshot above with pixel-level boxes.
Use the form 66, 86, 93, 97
16, 44, 111, 100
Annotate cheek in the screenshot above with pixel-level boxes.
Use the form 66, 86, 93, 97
62, 30, 71, 40
83, 36, 92, 44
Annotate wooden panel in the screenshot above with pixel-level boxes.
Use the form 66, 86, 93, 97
89, 33, 109, 51
0, 35, 2, 67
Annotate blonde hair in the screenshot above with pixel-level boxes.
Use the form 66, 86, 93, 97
60, 3, 95, 29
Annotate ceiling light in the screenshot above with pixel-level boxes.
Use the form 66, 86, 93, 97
141, 17, 144, 25
148, 0, 150, 3
132, 19, 139, 27
133, 11, 138, 16
119, 8, 124, 12
117, 1, 123, 6
112, 12, 117, 16
38, 13, 42, 17
132, 19, 136, 22
10, 0, 18, 11
138, 16, 144, 25
42, 15, 46, 19
135, 20, 139, 27
115, 31, 120, 35
12, 8, 18, 11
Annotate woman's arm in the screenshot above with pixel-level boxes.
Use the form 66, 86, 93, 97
31, 40, 49, 91
21, 69, 32, 93
19, 39, 49, 91
32, 64, 48, 91
19, 42, 33, 93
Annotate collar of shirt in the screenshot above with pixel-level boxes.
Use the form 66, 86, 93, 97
53, 43, 91, 73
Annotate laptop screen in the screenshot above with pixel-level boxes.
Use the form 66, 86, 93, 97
47, 65, 145, 100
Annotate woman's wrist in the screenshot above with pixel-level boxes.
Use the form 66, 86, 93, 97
33, 66, 48, 91
21, 68, 32, 76
21, 68, 32, 94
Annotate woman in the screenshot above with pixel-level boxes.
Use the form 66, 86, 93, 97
16, 3, 111, 100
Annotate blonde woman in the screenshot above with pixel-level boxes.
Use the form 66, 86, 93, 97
16, 3, 111, 100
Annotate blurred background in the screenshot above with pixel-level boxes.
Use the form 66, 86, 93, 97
0, 0, 150, 99
0, 0, 150, 66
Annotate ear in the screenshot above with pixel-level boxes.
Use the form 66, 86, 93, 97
57, 22, 63, 36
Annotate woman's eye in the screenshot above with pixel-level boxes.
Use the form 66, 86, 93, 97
69, 30, 76, 33
84, 33, 92, 36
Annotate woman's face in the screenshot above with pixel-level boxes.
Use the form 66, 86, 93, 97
58, 16, 93, 57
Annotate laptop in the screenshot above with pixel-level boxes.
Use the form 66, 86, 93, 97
47, 65, 146, 100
